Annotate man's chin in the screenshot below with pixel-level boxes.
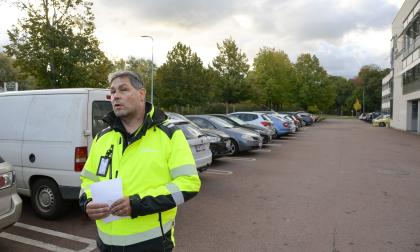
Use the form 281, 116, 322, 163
114, 111, 127, 117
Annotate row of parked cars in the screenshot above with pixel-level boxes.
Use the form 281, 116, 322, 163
0, 88, 319, 228
359, 112, 391, 127
167, 111, 319, 171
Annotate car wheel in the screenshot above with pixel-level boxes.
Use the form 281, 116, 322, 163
229, 139, 240, 156
31, 178, 64, 219
379, 122, 385, 127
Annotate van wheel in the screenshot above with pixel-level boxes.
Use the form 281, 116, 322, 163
379, 122, 385, 127
31, 178, 64, 219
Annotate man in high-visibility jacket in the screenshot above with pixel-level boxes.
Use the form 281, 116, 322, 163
79, 70, 201, 252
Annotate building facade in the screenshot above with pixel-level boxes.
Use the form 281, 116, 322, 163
386, 0, 420, 133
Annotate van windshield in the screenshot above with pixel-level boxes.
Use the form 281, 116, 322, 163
92, 101, 113, 137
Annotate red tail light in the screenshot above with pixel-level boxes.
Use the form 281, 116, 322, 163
283, 122, 289, 128
75, 146, 88, 172
106, 94, 111, 100
261, 121, 270, 127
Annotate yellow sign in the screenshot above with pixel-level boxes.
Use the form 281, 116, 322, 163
353, 98, 361, 112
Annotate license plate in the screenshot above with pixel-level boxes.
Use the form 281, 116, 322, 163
196, 144, 206, 152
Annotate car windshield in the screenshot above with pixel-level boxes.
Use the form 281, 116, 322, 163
208, 117, 234, 128
227, 115, 246, 125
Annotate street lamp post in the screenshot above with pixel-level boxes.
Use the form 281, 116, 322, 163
141, 35, 154, 104
362, 87, 365, 114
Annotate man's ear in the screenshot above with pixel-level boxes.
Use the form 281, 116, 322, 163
138, 88, 146, 102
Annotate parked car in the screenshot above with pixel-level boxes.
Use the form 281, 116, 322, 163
256, 111, 297, 133
229, 112, 275, 132
273, 113, 297, 133
372, 114, 391, 127
165, 112, 232, 159
0, 155, 22, 231
282, 112, 303, 128
264, 114, 290, 138
186, 115, 263, 155
366, 112, 382, 123
297, 112, 314, 125
210, 114, 274, 144
169, 119, 212, 171
0, 88, 112, 219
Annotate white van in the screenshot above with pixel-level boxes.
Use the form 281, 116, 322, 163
0, 89, 112, 219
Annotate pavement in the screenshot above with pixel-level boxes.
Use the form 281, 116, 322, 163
175, 119, 420, 252
1, 119, 419, 252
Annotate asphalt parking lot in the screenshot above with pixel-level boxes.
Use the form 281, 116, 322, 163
1, 119, 420, 252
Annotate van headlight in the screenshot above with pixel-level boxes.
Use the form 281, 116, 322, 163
0, 171, 15, 190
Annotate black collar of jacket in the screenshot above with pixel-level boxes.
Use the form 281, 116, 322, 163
103, 102, 167, 144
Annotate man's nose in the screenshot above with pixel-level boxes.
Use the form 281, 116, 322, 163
112, 91, 121, 100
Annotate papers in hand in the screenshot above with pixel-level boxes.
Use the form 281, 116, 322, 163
90, 178, 128, 223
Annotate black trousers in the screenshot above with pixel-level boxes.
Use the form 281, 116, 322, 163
96, 231, 174, 252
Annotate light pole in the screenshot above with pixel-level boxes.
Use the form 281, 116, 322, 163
141, 35, 154, 104
362, 87, 365, 114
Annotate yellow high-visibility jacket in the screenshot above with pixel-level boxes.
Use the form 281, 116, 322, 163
79, 103, 201, 247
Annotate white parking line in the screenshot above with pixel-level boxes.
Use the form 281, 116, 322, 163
203, 169, 233, 175
254, 149, 272, 153
265, 143, 282, 147
222, 157, 256, 162
0, 222, 96, 252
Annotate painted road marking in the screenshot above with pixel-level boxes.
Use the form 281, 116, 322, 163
254, 148, 272, 153
203, 169, 233, 175
0, 222, 96, 252
265, 143, 282, 147
222, 157, 256, 162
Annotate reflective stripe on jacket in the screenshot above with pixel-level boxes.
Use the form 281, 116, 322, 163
80, 103, 201, 246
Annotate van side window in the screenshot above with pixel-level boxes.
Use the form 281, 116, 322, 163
92, 101, 113, 137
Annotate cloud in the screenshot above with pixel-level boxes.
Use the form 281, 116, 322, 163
250, 0, 398, 41
1, 0, 400, 78
97, 0, 237, 28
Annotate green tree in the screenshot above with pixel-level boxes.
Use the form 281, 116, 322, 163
5, 0, 112, 88
293, 53, 335, 112
212, 37, 250, 113
330, 76, 354, 115
353, 65, 389, 112
112, 56, 155, 102
155, 42, 209, 111
251, 47, 295, 110
0, 52, 38, 90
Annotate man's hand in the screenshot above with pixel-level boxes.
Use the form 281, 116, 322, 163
110, 197, 132, 217
86, 202, 110, 220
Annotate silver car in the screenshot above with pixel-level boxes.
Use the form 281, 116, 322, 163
169, 119, 212, 172
0, 155, 22, 231
186, 115, 263, 155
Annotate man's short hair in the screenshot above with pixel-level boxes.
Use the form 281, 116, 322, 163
108, 70, 144, 89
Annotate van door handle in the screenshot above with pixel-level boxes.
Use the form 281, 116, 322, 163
29, 153, 36, 163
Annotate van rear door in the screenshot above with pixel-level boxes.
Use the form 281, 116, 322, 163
88, 90, 112, 150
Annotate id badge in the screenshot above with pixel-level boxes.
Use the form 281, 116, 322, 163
97, 156, 110, 177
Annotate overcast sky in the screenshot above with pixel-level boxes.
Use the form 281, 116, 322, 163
0, 0, 405, 78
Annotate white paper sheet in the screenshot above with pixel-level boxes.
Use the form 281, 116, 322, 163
90, 178, 128, 223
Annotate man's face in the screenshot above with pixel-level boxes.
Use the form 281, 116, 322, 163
109, 76, 146, 119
